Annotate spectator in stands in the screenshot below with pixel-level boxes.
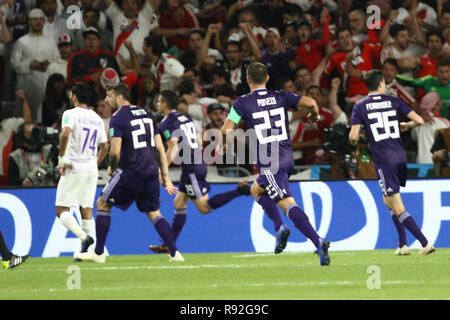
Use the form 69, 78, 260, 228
383, 58, 418, 109
209, 67, 231, 98
143, 35, 185, 91
324, 27, 379, 102
431, 126, 450, 177
236, 23, 262, 63
227, 8, 267, 46
182, 28, 223, 73
397, 59, 450, 119
152, 0, 199, 52
10, 8, 59, 122
412, 91, 450, 163
40, 0, 68, 42
46, 33, 73, 81
294, 65, 314, 95
380, 24, 425, 83
327, 77, 347, 124
105, 0, 159, 59
204, 102, 225, 131
96, 94, 112, 141
214, 84, 234, 111
80, 0, 108, 31
8, 122, 55, 186
41, 73, 69, 127
294, 7, 330, 72
261, 27, 294, 90
275, 76, 297, 94
283, 22, 300, 51
67, 27, 120, 86
348, 8, 368, 44
215, 41, 249, 95
0, 90, 31, 186
403, 0, 439, 33
72, 8, 114, 52
418, 31, 446, 78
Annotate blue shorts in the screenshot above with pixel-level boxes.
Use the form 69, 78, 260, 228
375, 163, 407, 196
256, 168, 293, 203
178, 167, 210, 200
100, 169, 161, 212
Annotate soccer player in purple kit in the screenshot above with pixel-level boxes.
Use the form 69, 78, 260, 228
149, 90, 252, 254
75, 83, 185, 262
221, 62, 331, 266
349, 70, 435, 256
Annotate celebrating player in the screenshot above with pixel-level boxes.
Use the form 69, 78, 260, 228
149, 90, 252, 254
349, 70, 435, 256
221, 62, 331, 266
75, 83, 184, 262
56, 83, 108, 260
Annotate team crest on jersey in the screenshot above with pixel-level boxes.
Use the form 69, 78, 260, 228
305, 44, 311, 52
100, 58, 107, 68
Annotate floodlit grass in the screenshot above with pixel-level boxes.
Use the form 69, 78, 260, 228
1, 249, 449, 300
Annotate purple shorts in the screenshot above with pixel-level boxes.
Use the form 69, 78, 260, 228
178, 167, 210, 200
375, 163, 407, 196
101, 169, 160, 212
256, 168, 293, 203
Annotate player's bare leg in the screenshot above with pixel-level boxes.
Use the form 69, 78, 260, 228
383, 193, 434, 255
383, 197, 409, 255
251, 182, 290, 254
146, 209, 184, 261
198, 181, 252, 214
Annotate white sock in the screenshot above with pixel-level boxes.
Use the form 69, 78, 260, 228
59, 211, 87, 240
81, 219, 94, 237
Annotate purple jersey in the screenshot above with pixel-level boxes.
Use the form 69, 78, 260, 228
159, 110, 205, 172
351, 94, 412, 165
109, 104, 160, 176
231, 89, 302, 172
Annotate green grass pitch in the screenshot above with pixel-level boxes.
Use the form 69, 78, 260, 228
1, 249, 449, 300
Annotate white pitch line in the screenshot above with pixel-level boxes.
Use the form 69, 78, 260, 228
2, 280, 449, 295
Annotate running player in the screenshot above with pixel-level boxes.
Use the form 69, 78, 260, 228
221, 62, 331, 266
75, 83, 183, 262
349, 70, 435, 255
149, 90, 252, 254
56, 83, 108, 260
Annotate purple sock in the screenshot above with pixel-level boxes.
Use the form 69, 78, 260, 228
207, 189, 242, 210
94, 211, 111, 255
398, 212, 428, 247
172, 208, 187, 241
286, 204, 320, 248
154, 216, 177, 256
256, 194, 283, 231
390, 211, 407, 247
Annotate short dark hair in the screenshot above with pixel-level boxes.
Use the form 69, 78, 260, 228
364, 69, 385, 91
390, 24, 408, 38
426, 30, 444, 44
275, 76, 293, 90
177, 79, 195, 96
336, 27, 351, 38
83, 8, 100, 19
226, 41, 241, 51
189, 29, 204, 39
71, 83, 93, 105
306, 85, 322, 95
144, 35, 165, 56
437, 59, 450, 70
383, 58, 399, 71
108, 83, 131, 101
160, 90, 179, 110
247, 62, 268, 85
215, 84, 235, 98
212, 67, 230, 83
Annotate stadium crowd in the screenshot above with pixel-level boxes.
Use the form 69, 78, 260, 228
1, 0, 450, 187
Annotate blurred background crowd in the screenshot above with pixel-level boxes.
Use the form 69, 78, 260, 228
1, 0, 450, 187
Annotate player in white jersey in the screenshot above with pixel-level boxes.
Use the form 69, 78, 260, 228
55, 83, 108, 260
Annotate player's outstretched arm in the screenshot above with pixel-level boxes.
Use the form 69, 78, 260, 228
349, 124, 361, 146
108, 137, 122, 175
165, 138, 178, 167
97, 142, 109, 168
400, 111, 424, 132
155, 134, 177, 195
297, 96, 320, 121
